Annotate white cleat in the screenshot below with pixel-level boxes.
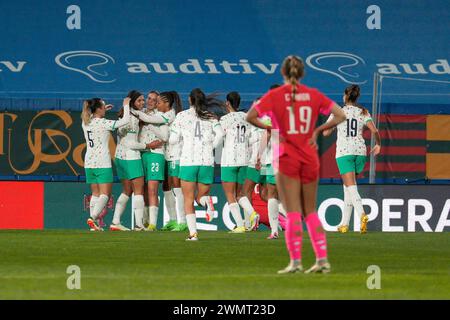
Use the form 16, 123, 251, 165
109, 224, 131, 231
304, 262, 331, 274
277, 263, 303, 274
186, 233, 199, 241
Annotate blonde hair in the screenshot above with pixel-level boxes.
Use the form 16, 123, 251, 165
281, 55, 305, 107
81, 98, 103, 125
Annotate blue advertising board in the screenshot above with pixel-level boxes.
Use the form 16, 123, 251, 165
0, 0, 449, 108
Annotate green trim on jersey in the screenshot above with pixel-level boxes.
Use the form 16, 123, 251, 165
365, 118, 373, 123
221, 166, 247, 184
167, 160, 180, 177
336, 155, 367, 175
246, 166, 262, 183
179, 165, 214, 184
115, 158, 144, 180
85, 168, 114, 184
142, 152, 166, 181
111, 120, 117, 130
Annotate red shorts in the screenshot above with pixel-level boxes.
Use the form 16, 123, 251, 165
276, 153, 319, 183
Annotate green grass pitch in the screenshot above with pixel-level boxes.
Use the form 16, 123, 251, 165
0, 230, 448, 299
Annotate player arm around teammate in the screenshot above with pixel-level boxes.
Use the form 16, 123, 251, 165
323, 85, 381, 234
136, 92, 174, 231
82, 97, 131, 231
110, 91, 155, 231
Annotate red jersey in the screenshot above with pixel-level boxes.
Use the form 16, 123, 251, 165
254, 83, 334, 164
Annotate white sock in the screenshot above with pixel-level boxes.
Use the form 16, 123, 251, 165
278, 201, 287, 217
342, 185, 353, 226
143, 206, 150, 225
268, 198, 279, 234
173, 188, 186, 223
149, 206, 158, 227
92, 195, 108, 220
347, 185, 364, 219
229, 202, 244, 228
112, 193, 129, 225
134, 195, 145, 228
238, 196, 254, 228
186, 213, 197, 235
89, 195, 99, 219
164, 191, 177, 221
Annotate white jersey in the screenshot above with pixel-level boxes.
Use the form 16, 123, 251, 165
164, 109, 182, 161
115, 115, 146, 160
247, 125, 265, 168
331, 105, 373, 158
82, 104, 130, 168
220, 111, 250, 167
169, 107, 223, 166
139, 109, 169, 155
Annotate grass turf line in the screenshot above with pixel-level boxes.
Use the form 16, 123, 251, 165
0, 230, 448, 299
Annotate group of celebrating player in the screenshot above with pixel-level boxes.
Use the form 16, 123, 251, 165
81, 54, 381, 274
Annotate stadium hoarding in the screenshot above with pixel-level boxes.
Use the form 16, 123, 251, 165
3, 110, 449, 180
0, 181, 44, 229
41, 183, 450, 232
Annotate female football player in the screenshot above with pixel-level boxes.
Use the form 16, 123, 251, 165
323, 85, 381, 234
82, 97, 131, 231
247, 55, 346, 274
169, 88, 224, 241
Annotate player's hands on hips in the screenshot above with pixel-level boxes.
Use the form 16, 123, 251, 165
309, 130, 319, 149
255, 158, 262, 170
370, 144, 381, 155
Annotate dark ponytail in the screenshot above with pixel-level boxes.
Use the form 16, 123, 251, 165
226, 91, 241, 111
81, 98, 103, 124
281, 55, 305, 110
118, 90, 143, 118
160, 91, 183, 114
344, 85, 368, 115
189, 88, 220, 120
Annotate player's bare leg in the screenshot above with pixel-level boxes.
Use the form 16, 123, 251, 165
196, 182, 215, 223
223, 182, 245, 232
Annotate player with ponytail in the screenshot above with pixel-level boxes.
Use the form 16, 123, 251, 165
323, 85, 381, 234
247, 55, 346, 274
82, 97, 131, 231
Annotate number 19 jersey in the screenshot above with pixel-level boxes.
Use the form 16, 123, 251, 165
254, 83, 334, 164
333, 105, 372, 158
220, 111, 250, 167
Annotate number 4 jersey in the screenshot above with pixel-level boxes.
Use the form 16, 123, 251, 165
169, 108, 224, 166
220, 111, 250, 167
254, 83, 334, 164
330, 105, 373, 158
